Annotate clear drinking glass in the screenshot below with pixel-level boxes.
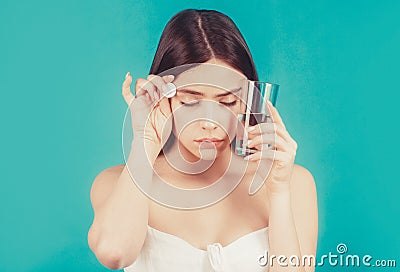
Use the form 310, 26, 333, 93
234, 81, 279, 156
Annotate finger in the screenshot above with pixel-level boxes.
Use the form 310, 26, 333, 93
244, 149, 291, 163
254, 121, 295, 147
122, 72, 134, 105
252, 144, 274, 153
248, 133, 291, 152
162, 74, 175, 84
266, 101, 286, 130
136, 78, 158, 103
158, 95, 172, 117
147, 74, 167, 101
150, 74, 175, 117
266, 118, 297, 148
160, 75, 174, 117
247, 122, 276, 135
247, 119, 295, 147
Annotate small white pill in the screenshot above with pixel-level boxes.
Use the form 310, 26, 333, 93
162, 82, 177, 98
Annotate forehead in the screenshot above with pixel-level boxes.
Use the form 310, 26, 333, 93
172, 63, 247, 94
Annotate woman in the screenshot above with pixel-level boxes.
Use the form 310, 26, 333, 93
88, 9, 318, 272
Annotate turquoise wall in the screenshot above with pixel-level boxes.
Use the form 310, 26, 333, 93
1, 0, 399, 271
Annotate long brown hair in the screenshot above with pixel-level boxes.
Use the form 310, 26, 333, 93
149, 9, 258, 81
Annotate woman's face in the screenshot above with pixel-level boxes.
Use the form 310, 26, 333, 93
169, 59, 247, 160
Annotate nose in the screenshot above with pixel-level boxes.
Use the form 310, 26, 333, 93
200, 119, 218, 131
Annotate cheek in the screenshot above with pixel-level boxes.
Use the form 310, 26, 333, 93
171, 100, 185, 132
172, 112, 198, 142
175, 125, 198, 152
172, 112, 187, 134
213, 108, 239, 140
179, 126, 195, 141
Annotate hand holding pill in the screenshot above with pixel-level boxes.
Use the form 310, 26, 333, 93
122, 72, 175, 160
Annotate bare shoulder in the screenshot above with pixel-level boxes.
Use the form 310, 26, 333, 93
289, 164, 318, 211
291, 164, 317, 195
290, 164, 319, 255
90, 164, 125, 211
290, 164, 318, 229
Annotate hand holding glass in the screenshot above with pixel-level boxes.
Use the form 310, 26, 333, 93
234, 81, 279, 157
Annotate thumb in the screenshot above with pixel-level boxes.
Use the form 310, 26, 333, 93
158, 95, 172, 118
159, 75, 174, 117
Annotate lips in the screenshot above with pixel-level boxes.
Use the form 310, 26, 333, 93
194, 137, 223, 143
194, 137, 224, 149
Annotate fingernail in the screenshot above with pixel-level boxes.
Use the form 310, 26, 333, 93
247, 140, 252, 146
267, 100, 272, 105
247, 126, 255, 132
244, 155, 251, 161
125, 72, 130, 79
167, 75, 174, 80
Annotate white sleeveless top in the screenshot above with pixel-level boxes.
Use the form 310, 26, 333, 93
123, 225, 270, 272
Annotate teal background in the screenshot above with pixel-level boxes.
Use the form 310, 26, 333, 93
1, 0, 399, 271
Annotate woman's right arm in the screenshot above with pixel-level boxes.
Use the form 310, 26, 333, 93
87, 163, 151, 270
87, 72, 174, 270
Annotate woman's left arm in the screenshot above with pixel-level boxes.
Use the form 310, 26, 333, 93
245, 100, 318, 272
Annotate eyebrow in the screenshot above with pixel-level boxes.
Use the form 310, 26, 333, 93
177, 88, 241, 97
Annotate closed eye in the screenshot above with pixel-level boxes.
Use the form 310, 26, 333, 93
220, 100, 237, 107
180, 100, 238, 107
180, 100, 199, 107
